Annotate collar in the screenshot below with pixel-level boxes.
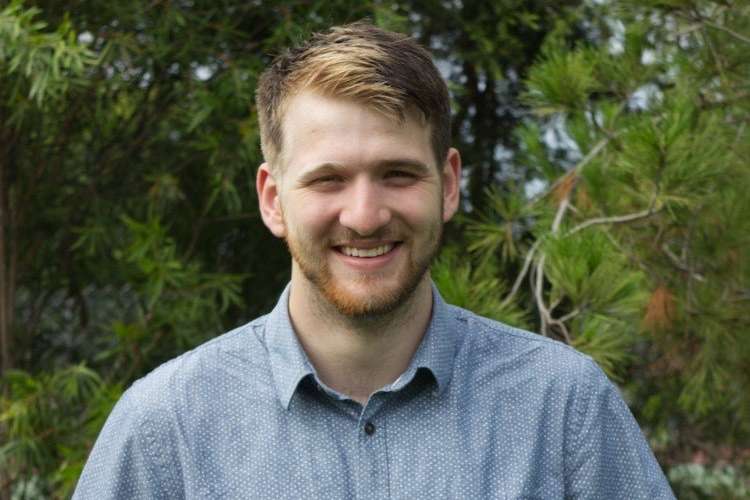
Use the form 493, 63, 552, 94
265, 282, 458, 410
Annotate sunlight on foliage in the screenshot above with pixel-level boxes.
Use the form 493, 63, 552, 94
0, 0, 97, 112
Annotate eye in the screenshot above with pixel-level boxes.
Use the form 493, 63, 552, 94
311, 175, 344, 185
386, 170, 413, 178
384, 170, 418, 185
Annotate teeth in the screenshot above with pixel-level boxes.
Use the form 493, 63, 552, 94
341, 244, 394, 258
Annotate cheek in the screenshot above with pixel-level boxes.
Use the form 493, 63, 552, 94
283, 195, 339, 235
389, 189, 442, 222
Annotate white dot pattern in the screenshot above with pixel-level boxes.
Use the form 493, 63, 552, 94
73, 283, 676, 499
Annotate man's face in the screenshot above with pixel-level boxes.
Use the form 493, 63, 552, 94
257, 91, 460, 317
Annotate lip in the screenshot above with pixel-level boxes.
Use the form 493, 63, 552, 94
332, 242, 402, 271
332, 239, 399, 249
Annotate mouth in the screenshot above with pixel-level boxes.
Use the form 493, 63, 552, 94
334, 242, 401, 258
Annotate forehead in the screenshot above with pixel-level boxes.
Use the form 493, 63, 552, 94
278, 91, 434, 174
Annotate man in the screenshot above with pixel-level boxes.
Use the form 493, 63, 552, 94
74, 22, 675, 499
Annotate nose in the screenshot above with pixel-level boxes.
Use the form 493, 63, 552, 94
338, 178, 392, 236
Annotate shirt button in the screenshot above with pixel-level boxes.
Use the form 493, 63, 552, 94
364, 422, 376, 435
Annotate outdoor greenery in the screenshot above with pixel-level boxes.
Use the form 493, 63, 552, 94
1, 0, 748, 498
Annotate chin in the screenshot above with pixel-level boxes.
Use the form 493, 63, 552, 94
322, 275, 426, 318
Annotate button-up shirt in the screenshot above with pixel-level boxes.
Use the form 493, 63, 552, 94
74, 284, 675, 499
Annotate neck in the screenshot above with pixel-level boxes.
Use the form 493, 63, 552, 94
288, 272, 434, 405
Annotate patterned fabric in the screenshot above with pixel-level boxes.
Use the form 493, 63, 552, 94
74, 284, 675, 499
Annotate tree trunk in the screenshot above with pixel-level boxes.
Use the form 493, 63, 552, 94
0, 122, 15, 378
0, 143, 9, 500
0, 148, 8, 377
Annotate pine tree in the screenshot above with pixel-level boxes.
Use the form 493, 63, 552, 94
436, 0, 750, 495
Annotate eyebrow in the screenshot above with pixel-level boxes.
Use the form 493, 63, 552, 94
374, 159, 432, 174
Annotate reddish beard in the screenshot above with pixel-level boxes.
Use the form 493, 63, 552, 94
284, 225, 442, 318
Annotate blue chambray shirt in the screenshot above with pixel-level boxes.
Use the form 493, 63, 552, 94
74, 284, 675, 499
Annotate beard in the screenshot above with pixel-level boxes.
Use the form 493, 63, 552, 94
284, 222, 442, 319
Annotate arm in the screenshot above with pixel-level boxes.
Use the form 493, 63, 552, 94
565, 360, 676, 500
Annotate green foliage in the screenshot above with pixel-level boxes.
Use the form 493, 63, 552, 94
433, 247, 529, 329
1, 0, 748, 495
0, 365, 117, 498
0, 0, 97, 112
523, 45, 598, 115
669, 463, 749, 500
515, 120, 557, 181
462, 0, 750, 489
571, 314, 633, 380
1, 1, 588, 495
543, 230, 646, 316
463, 186, 531, 266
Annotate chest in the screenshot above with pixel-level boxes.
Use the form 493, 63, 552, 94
181, 386, 568, 499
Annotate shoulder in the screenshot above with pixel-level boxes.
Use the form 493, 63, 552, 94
445, 304, 603, 387
74, 316, 276, 496
124, 315, 272, 417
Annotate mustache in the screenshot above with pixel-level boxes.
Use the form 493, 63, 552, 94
327, 228, 403, 245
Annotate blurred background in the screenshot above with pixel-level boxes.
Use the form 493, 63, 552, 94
1, 0, 748, 497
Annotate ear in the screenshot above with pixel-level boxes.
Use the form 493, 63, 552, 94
256, 163, 287, 238
441, 148, 461, 222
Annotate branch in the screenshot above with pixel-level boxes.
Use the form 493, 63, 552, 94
533, 255, 549, 336
501, 239, 540, 307
530, 156, 578, 341
549, 297, 562, 315
676, 7, 750, 45
529, 136, 611, 207
568, 206, 659, 235
551, 197, 570, 234
559, 307, 581, 323
533, 254, 573, 343
550, 317, 572, 344
703, 18, 750, 45
576, 136, 613, 173
530, 248, 571, 343
661, 243, 706, 282
522, 134, 618, 343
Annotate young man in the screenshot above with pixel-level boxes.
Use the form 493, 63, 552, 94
74, 23, 675, 499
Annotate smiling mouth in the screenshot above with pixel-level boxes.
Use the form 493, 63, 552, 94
336, 243, 399, 258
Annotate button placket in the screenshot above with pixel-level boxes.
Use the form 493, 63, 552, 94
354, 395, 390, 499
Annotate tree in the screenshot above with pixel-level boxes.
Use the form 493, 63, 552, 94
436, 0, 749, 496
9, 0, 744, 497
0, 1, 584, 497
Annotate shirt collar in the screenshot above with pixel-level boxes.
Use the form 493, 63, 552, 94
265, 282, 458, 410
405, 281, 457, 396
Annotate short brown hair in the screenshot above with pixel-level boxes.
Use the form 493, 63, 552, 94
255, 21, 451, 169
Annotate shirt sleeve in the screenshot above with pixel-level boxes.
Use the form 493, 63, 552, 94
565, 360, 676, 499
72, 386, 181, 499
